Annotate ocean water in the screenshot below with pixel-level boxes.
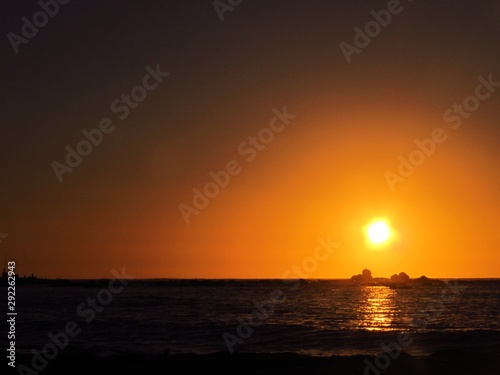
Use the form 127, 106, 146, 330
9, 279, 500, 356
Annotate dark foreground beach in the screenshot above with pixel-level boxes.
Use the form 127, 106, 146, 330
12, 350, 500, 375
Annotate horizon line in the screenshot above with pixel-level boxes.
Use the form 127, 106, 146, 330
20, 276, 500, 281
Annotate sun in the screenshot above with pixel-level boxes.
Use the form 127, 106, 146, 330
367, 221, 390, 244
366, 220, 392, 246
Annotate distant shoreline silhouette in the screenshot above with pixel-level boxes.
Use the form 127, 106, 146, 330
350, 268, 445, 287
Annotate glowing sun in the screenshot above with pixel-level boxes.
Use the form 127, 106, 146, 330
366, 220, 391, 245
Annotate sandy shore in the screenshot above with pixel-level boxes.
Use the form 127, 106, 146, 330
10, 349, 499, 375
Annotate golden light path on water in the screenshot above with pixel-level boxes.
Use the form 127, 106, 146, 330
356, 286, 398, 331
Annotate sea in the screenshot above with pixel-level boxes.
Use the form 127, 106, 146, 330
8, 279, 500, 357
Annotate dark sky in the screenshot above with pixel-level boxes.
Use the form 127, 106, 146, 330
1, 1, 500, 278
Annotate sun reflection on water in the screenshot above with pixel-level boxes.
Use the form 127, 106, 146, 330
356, 286, 398, 331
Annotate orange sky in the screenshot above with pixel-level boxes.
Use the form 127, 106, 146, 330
2, 1, 500, 279
5, 89, 500, 279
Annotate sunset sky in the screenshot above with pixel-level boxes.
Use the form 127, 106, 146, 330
1, 0, 500, 279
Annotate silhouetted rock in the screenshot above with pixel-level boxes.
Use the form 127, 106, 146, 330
398, 272, 410, 282
350, 268, 374, 284
351, 269, 444, 287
